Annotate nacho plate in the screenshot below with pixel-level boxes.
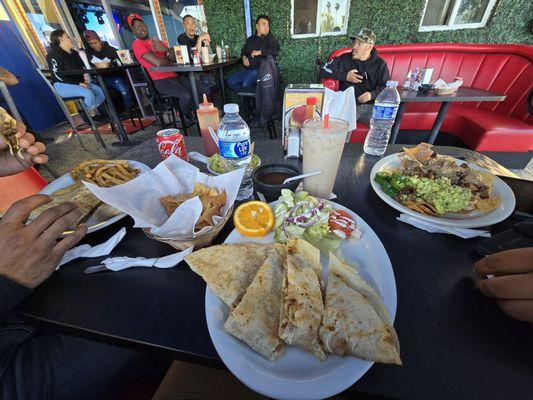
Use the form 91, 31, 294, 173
370, 154, 515, 228
205, 200, 397, 400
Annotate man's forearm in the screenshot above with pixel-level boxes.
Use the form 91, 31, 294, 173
0, 68, 18, 86
0, 275, 32, 321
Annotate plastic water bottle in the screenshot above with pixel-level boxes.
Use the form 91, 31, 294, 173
363, 81, 400, 156
217, 103, 253, 200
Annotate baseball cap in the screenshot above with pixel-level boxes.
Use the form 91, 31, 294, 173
83, 30, 100, 41
127, 13, 144, 28
350, 28, 376, 44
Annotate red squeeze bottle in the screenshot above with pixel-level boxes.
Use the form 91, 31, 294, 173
196, 94, 220, 156
305, 96, 317, 121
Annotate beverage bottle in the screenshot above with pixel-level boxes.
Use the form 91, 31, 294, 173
402, 71, 411, 90
197, 94, 220, 156
216, 45, 223, 60
217, 104, 253, 200
363, 81, 400, 156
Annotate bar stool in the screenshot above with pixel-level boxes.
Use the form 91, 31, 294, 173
235, 88, 277, 139
37, 69, 107, 150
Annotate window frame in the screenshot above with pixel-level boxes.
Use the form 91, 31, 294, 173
290, 0, 351, 39
419, 0, 498, 32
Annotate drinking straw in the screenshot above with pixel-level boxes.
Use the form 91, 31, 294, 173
203, 93, 208, 104
323, 98, 331, 129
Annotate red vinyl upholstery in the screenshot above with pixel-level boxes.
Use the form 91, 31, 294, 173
0, 168, 48, 213
321, 43, 533, 151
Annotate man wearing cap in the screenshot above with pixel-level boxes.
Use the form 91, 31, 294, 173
319, 28, 390, 125
128, 13, 207, 120
83, 30, 133, 111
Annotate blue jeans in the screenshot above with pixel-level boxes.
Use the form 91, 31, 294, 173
103, 75, 133, 110
53, 82, 105, 111
227, 68, 259, 91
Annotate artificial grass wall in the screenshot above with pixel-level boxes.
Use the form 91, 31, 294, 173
203, 0, 532, 84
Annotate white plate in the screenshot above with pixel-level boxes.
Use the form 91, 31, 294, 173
205, 201, 396, 400
370, 153, 516, 228
39, 160, 150, 234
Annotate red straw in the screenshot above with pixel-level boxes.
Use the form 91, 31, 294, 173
324, 114, 330, 129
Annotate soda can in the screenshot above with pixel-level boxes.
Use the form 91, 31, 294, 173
156, 128, 187, 160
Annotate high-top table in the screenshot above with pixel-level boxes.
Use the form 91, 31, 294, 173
15, 139, 533, 400
43, 64, 143, 146
389, 87, 506, 144
152, 58, 239, 107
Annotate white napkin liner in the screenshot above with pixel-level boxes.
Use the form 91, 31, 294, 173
398, 214, 491, 239
100, 247, 193, 272
83, 156, 244, 237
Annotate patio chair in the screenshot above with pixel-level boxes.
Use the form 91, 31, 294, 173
37, 69, 107, 150
139, 67, 194, 136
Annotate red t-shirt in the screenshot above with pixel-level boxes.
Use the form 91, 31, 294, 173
132, 38, 177, 81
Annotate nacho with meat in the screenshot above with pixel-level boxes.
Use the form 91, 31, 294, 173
374, 143, 501, 216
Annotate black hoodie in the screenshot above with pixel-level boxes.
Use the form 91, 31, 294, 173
319, 48, 390, 103
46, 46, 85, 84
240, 32, 279, 69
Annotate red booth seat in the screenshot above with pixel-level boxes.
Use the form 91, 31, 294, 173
322, 43, 533, 152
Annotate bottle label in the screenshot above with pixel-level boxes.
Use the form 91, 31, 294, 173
372, 104, 399, 120
219, 139, 251, 159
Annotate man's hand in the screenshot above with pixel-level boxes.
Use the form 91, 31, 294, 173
79, 82, 89, 88
474, 247, 533, 322
346, 69, 363, 84
251, 50, 262, 58
242, 56, 250, 67
0, 195, 87, 289
198, 33, 211, 45
0, 121, 48, 177
358, 92, 372, 103
151, 39, 169, 53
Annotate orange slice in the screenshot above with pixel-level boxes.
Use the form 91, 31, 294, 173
234, 201, 275, 237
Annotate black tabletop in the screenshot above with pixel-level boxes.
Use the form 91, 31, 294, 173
399, 86, 505, 102
152, 58, 239, 73
16, 139, 533, 400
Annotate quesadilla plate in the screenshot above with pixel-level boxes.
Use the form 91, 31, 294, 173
38, 160, 149, 234
205, 200, 397, 400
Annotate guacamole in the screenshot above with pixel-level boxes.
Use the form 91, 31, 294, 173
405, 176, 472, 214
209, 153, 260, 174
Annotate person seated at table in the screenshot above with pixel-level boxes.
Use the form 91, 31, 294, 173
177, 14, 211, 54
0, 113, 166, 399
227, 14, 279, 92
0, 67, 18, 86
474, 247, 533, 322
319, 28, 390, 126
46, 30, 105, 118
83, 30, 134, 112
129, 13, 208, 121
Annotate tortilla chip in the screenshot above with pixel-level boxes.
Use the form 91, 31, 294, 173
403, 142, 434, 162
404, 200, 438, 216
472, 196, 501, 212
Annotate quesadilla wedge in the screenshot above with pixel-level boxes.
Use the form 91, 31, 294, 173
28, 183, 101, 228
224, 246, 285, 361
184, 244, 270, 308
279, 239, 325, 361
319, 268, 402, 365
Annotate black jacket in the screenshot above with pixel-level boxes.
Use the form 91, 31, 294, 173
86, 41, 120, 65
319, 48, 390, 103
46, 46, 85, 84
255, 56, 280, 127
240, 32, 279, 69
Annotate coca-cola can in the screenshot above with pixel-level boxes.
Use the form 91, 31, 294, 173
156, 128, 187, 160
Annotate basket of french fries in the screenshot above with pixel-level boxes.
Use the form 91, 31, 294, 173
71, 159, 141, 187
82, 156, 245, 250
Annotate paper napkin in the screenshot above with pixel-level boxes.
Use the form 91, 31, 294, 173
58, 227, 127, 268
398, 214, 491, 239
97, 247, 193, 272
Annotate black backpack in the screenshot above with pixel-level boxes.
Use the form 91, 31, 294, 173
255, 55, 281, 127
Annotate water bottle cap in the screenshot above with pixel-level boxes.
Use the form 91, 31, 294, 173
386, 81, 398, 87
224, 103, 239, 114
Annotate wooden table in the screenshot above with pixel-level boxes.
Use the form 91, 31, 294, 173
152, 58, 240, 107
389, 87, 506, 144
15, 139, 533, 400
